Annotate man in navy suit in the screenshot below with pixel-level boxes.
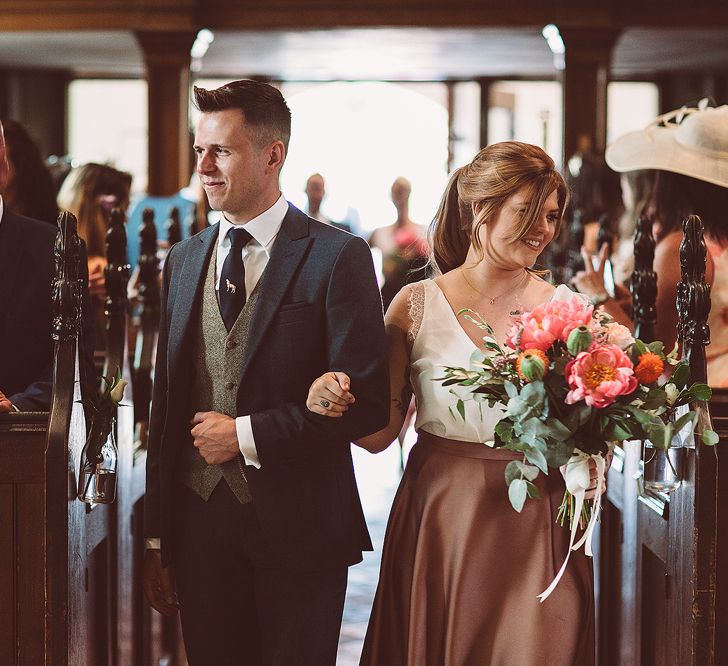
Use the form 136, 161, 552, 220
0, 120, 55, 412
143, 80, 388, 665
0, 120, 94, 414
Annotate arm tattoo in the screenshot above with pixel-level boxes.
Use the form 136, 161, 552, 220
392, 367, 413, 420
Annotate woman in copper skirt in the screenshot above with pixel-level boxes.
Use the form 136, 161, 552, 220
307, 142, 596, 665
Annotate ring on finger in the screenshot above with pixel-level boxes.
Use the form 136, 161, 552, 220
319, 399, 331, 409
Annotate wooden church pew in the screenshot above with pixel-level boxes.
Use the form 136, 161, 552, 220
597, 214, 726, 665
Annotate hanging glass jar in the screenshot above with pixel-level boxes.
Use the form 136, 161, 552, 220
78, 423, 119, 504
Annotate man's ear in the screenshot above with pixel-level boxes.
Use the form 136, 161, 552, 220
266, 141, 286, 172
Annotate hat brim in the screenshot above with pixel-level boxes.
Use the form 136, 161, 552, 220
605, 126, 728, 188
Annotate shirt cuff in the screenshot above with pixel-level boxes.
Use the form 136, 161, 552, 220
236, 415, 261, 469
145, 538, 161, 550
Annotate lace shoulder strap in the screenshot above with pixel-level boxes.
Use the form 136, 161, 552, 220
407, 280, 426, 345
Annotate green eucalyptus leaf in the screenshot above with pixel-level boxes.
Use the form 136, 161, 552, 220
647, 341, 665, 356
524, 447, 548, 474
673, 411, 698, 440
669, 363, 691, 391
641, 388, 668, 410
525, 480, 541, 499
545, 417, 572, 439
504, 460, 522, 485
702, 429, 719, 446
456, 399, 466, 421
545, 439, 574, 468
625, 406, 653, 426
504, 381, 518, 400
508, 478, 528, 513
634, 339, 649, 356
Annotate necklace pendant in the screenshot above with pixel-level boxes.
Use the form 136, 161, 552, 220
488, 298, 495, 305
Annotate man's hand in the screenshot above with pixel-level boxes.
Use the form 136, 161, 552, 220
190, 411, 239, 464
142, 549, 179, 616
0, 391, 13, 413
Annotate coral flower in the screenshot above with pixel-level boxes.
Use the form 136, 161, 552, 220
507, 297, 594, 352
516, 349, 549, 382
634, 352, 664, 384
565, 344, 638, 408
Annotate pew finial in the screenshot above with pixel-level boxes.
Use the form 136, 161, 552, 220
677, 214, 711, 385
166, 206, 182, 247
630, 216, 658, 343
104, 207, 131, 319
138, 208, 160, 327
52, 211, 83, 342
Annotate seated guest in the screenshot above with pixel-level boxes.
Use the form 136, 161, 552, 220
572, 103, 728, 386
0, 118, 58, 225
0, 121, 94, 412
57, 162, 132, 350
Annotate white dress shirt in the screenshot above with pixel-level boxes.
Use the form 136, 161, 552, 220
216, 194, 288, 469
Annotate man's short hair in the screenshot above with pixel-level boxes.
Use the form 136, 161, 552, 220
193, 80, 291, 151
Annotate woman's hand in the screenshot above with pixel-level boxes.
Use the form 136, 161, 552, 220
87, 256, 107, 301
572, 242, 609, 299
559, 457, 607, 500
306, 371, 355, 418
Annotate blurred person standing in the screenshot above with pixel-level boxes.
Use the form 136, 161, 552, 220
0, 118, 58, 225
304, 172, 352, 233
369, 176, 429, 311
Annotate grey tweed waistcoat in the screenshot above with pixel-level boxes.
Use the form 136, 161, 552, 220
175, 246, 262, 504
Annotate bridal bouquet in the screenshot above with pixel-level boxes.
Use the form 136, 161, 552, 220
438, 291, 717, 599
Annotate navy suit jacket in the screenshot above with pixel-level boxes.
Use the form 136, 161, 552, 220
0, 211, 58, 410
0, 209, 94, 411
145, 204, 389, 571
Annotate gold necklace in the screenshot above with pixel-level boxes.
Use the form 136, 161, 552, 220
460, 267, 530, 305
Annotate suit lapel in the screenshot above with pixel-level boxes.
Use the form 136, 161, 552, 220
168, 224, 218, 381
238, 206, 311, 385
0, 212, 25, 322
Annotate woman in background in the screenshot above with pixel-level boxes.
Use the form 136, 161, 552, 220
573, 104, 728, 385
58, 163, 132, 349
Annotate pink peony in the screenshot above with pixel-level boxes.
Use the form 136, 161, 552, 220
565, 344, 638, 408
507, 297, 594, 352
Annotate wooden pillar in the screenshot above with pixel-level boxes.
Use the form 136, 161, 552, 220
136, 31, 197, 196
559, 27, 620, 164
477, 77, 491, 150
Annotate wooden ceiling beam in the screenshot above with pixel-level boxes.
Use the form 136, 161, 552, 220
1, 0, 727, 31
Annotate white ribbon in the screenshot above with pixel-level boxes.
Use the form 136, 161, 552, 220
537, 451, 607, 603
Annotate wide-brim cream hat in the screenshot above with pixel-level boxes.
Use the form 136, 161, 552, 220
606, 101, 728, 188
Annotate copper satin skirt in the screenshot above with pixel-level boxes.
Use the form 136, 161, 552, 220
360, 432, 595, 666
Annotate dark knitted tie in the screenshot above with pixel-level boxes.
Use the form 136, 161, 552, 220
219, 227, 253, 331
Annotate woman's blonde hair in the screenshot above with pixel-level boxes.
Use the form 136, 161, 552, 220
57, 163, 132, 258
430, 141, 568, 274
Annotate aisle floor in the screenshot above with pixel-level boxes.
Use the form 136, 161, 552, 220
336, 435, 411, 665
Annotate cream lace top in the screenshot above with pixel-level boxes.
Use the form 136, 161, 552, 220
406, 279, 580, 443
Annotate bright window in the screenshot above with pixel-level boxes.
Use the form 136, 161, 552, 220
67, 79, 148, 193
